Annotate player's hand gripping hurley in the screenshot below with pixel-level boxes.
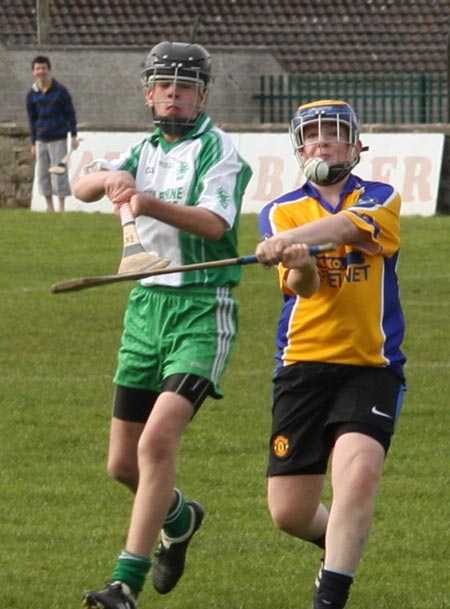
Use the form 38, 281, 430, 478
51, 242, 337, 293
117, 203, 169, 274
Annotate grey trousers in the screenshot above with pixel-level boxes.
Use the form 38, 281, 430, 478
36, 139, 71, 197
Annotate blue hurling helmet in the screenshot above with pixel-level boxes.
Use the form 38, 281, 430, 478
290, 99, 361, 185
141, 41, 211, 137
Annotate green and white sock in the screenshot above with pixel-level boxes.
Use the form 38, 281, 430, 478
162, 488, 192, 539
112, 550, 152, 598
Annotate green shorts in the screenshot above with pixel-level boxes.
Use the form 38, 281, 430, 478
114, 285, 239, 398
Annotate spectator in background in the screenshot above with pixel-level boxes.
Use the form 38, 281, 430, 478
26, 55, 80, 212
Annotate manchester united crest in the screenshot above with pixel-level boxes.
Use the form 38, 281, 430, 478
272, 435, 290, 458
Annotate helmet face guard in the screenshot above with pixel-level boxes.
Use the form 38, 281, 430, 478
141, 41, 211, 137
290, 100, 361, 185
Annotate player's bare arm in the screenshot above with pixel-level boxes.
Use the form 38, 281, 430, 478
104, 171, 138, 205
73, 170, 137, 203
256, 213, 369, 266
129, 191, 228, 241
282, 243, 320, 297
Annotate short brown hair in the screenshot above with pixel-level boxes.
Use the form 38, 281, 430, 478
32, 56, 51, 69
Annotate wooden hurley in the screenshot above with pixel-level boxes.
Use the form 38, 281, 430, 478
51, 243, 338, 294
49, 150, 73, 174
48, 138, 84, 174
116, 203, 170, 274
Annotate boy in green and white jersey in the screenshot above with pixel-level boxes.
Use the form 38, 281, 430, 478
74, 41, 252, 609
89, 110, 248, 290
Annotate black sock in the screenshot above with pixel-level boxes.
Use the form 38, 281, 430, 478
314, 569, 353, 609
311, 534, 326, 549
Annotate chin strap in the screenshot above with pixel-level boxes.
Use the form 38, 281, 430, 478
153, 111, 203, 137
155, 118, 194, 137
316, 163, 353, 186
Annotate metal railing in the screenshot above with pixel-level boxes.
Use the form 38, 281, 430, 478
253, 73, 448, 124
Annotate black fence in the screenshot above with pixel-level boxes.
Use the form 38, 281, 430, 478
253, 73, 448, 124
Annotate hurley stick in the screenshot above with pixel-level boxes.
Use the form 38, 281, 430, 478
49, 139, 84, 174
51, 243, 337, 294
117, 203, 170, 273
49, 149, 73, 174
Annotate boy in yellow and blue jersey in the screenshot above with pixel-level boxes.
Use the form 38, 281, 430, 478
256, 100, 406, 609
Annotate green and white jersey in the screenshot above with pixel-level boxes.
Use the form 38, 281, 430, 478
94, 114, 252, 288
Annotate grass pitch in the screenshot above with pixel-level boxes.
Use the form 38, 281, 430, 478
1, 210, 449, 609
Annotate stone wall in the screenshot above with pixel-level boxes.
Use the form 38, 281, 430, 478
0, 125, 34, 208
0, 44, 284, 127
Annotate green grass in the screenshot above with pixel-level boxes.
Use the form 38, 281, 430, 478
1, 210, 449, 609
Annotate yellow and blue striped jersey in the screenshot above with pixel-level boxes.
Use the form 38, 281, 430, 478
259, 175, 406, 375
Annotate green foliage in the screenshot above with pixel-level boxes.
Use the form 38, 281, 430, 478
1, 211, 449, 609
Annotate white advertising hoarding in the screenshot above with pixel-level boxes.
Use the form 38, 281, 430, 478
31, 131, 444, 216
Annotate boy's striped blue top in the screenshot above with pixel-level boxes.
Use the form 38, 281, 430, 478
26, 79, 77, 144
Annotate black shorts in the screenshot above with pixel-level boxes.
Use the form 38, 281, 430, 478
268, 362, 406, 476
113, 373, 213, 423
